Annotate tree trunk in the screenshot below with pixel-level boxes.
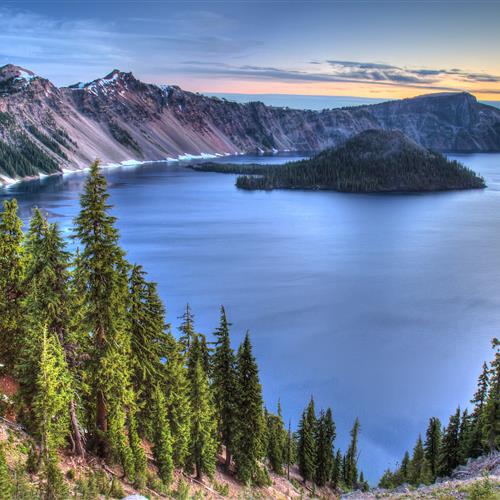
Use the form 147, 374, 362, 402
225, 447, 231, 470
196, 462, 202, 481
69, 399, 85, 457
96, 389, 108, 457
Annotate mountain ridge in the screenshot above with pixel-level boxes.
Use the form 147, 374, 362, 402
1, 64, 500, 184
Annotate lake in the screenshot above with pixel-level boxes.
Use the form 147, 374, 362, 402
2, 152, 500, 482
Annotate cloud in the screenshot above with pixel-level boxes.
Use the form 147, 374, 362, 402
177, 61, 458, 91
0, 7, 261, 85
325, 60, 500, 85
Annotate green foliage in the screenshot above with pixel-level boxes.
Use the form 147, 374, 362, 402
266, 402, 287, 475
482, 340, 500, 452
151, 385, 174, 485
409, 435, 432, 485
233, 333, 267, 485
72, 161, 136, 466
172, 478, 190, 500
425, 417, 442, 480
469, 362, 490, 457
0, 111, 14, 127
297, 397, 317, 484
178, 303, 196, 356
0, 443, 13, 499
212, 306, 237, 469
128, 265, 168, 432
164, 333, 191, 468
315, 407, 336, 486
344, 418, 360, 489
332, 448, 343, 489
33, 328, 72, 500
0, 199, 25, 371
439, 408, 461, 477
463, 476, 499, 500
187, 353, 217, 480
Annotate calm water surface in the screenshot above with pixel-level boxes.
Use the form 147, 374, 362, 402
2, 152, 500, 482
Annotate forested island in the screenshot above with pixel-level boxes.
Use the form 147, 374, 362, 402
0, 162, 498, 499
191, 130, 486, 193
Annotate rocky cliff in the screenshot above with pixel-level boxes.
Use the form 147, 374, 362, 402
1, 64, 500, 184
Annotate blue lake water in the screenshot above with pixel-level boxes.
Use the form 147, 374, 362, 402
2, 152, 500, 482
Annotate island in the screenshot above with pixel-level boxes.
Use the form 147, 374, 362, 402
190, 130, 486, 193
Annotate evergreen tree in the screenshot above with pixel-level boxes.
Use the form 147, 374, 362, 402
469, 362, 489, 457
266, 402, 287, 475
378, 469, 395, 489
128, 265, 168, 433
297, 397, 317, 484
482, 339, 500, 452
332, 449, 343, 489
285, 419, 294, 480
315, 408, 336, 486
187, 356, 217, 480
73, 161, 136, 464
164, 332, 191, 467
20, 211, 85, 456
424, 417, 442, 480
396, 451, 411, 484
0, 199, 25, 370
359, 471, 369, 492
128, 410, 147, 489
178, 304, 196, 356
212, 306, 237, 469
33, 328, 72, 500
0, 443, 13, 499
233, 333, 268, 485
344, 418, 360, 489
458, 409, 472, 464
151, 385, 174, 485
439, 407, 461, 477
409, 435, 431, 485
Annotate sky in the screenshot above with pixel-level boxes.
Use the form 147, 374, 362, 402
1, 1, 500, 103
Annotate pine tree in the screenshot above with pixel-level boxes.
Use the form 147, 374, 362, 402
359, 471, 369, 492
73, 161, 136, 464
332, 449, 343, 489
178, 304, 196, 356
297, 397, 317, 484
396, 451, 411, 484
187, 356, 217, 480
315, 408, 336, 486
0, 443, 13, 499
164, 332, 191, 467
233, 333, 268, 485
128, 265, 168, 434
285, 419, 294, 480
212, 306, 237, 469
267, 402, 287, 475
424, 417, 442, 480
482, 339, 500, 452
33, 327, 72, 499
469, 362, 489, 457
345, 418, 360, 489
0, 199, 25, 371
409, 435, 431, 485
21, 212, 85, 456
128, 410, 147, 489
439, 407, 461, 477
151, 385, 174, 485
458, 409, 472, 464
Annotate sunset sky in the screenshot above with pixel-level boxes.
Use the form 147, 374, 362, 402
1, 0, 500, 102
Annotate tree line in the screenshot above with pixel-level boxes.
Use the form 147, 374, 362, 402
379, 341, 500, 489
0, 161, 362, 498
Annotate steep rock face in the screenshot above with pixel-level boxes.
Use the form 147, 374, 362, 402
1, 64, 500, 182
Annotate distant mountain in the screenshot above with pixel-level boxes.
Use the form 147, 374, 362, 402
1, 64, 500, 183
227, 130, 485, 192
